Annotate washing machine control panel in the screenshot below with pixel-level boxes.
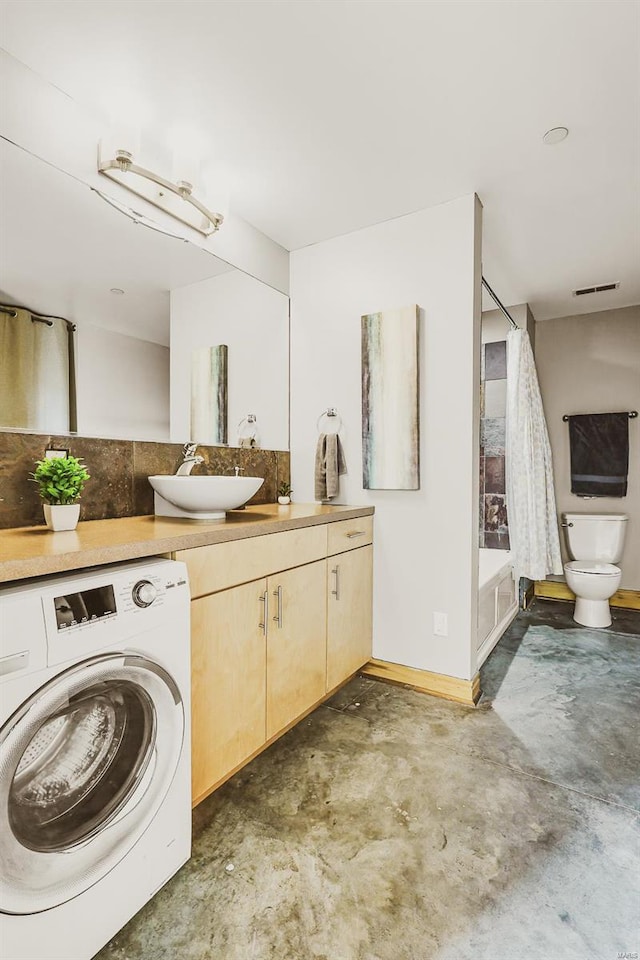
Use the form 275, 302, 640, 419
50, 573, 177, 635
42, 566, 187, 669
54, 584, 117, 631
132, 579, 158, 608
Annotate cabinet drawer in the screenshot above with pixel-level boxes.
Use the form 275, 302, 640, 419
327, 516, 373, 556
176, 524, 328, 598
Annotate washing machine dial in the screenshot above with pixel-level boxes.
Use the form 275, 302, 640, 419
132, 579, 157, 608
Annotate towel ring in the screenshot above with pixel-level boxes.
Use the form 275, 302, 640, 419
237, 414, 258, 447
238, 414, 257, 433
316, 408, 342, 434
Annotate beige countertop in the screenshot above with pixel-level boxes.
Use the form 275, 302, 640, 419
0, 503, 374, 584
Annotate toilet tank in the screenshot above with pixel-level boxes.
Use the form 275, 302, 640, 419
563, 513, 629, 563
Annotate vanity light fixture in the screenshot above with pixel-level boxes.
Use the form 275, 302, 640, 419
91, 188, 191, 242
97, 141, 224, 236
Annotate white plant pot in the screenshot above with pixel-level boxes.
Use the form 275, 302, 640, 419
277, 496, 291, 505
43, 503, 80, 531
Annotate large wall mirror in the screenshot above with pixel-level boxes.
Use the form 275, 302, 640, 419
0, 138, 289, 450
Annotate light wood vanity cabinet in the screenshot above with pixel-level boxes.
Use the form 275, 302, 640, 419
327, 545, 373, 692
183, 524, 327, 599
266, 560, 327, 739
190, 580, 267, 802
175, 514, 373, 806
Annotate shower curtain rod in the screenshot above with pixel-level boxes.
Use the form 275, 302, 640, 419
481, 277, 518, 331
0, 302, 76, 331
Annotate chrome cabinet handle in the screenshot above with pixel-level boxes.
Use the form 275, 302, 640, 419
258, 589, 269, 634
561, 521, 573, 528
273, 585, 283, 629
346, 531, 366, 539
331, 565, 340, 600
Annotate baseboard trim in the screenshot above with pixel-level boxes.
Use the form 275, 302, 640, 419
534, 580, 640, 611
361, 659, 480, 706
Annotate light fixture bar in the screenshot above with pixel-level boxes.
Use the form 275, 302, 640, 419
91, 188, 191, 241
97, 142, 224, 236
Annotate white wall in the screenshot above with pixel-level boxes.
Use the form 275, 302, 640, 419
76, 324, 169, 440
290, 194, 482, 681
170, 271, 289, 451
535, 305, 640, 588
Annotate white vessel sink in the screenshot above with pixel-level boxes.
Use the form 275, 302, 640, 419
149, 475, 264, 520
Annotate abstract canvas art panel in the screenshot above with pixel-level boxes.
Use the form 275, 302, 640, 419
361, 305, 419, 490
191, 344, 228, 445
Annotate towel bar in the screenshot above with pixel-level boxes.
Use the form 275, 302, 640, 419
562, 411, 637, 421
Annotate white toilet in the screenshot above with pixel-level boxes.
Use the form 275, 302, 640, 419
562, 513, 628, 628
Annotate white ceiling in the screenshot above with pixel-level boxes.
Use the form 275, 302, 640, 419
1, 0, 639, 321
0, 140, 232, 344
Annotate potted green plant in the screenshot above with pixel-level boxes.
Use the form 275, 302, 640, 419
277, 481, 292, 505
31, 455, 91, 531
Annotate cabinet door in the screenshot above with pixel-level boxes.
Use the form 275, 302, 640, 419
327, 545, 373, 691
266, 560, 327, 739
191, 579, 267, 804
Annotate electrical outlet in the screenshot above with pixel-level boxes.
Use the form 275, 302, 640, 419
433, 612, 448, 637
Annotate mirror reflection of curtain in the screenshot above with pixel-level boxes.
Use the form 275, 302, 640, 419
0, 306, 76, 432
190, 344, 228, 445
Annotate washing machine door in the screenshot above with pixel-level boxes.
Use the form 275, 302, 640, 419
0, 653, 185, 915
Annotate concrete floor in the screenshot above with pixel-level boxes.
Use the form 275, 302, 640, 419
96, 599, 640, 960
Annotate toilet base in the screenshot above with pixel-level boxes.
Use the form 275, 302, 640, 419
573, 597, 612, 629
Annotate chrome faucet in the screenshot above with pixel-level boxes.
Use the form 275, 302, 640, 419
176, 443, 205, 476
232, 465, 244, 477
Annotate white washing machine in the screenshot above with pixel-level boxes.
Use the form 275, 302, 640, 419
0, 557, 191, 960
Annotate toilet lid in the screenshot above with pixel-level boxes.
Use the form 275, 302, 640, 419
564, 561, 620, 577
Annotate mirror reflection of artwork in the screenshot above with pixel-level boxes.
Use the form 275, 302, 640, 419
361, 304, 420, 490
190, 344, 228, 445
0, 305, 76, 432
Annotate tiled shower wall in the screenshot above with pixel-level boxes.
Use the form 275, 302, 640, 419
480, 340, 510, 549
0, 432, 290, 529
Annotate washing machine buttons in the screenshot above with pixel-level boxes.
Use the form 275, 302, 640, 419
132, 580, 157, 608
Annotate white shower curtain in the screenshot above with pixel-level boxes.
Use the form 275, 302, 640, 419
505, 328, 562, 580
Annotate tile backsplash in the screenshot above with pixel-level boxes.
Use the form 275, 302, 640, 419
0, 432, 290, 529
479, 340, 509, 550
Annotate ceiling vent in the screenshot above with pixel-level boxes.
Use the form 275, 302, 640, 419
573, 282, 620, 297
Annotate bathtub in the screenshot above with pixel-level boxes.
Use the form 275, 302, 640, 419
477, 549, 518, 667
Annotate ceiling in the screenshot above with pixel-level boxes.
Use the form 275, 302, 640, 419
0, 140, 232, 344
1, 0, 639, 321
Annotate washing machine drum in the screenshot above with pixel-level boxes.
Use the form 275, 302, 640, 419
0, 653, 184, 915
